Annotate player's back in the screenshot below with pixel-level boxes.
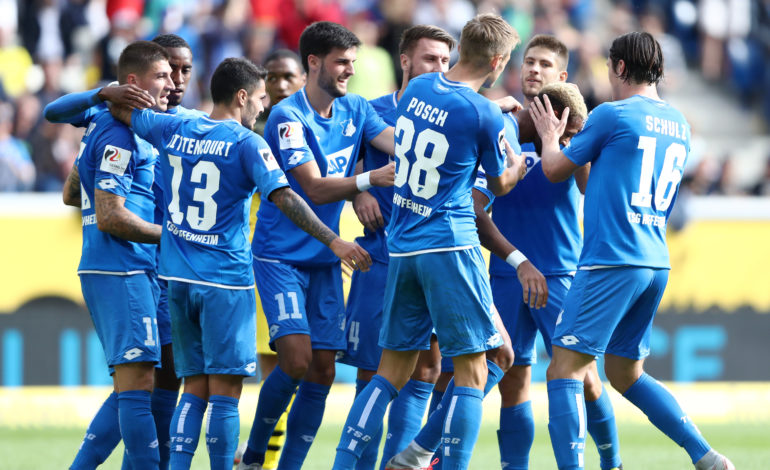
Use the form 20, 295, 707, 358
567, 95, 689, 269
132, 110, 288, 288
388, 72, 507, 254
76, 108, 156, 273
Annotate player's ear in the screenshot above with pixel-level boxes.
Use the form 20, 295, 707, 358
490, 53, 504, 72
125, 73, 138, 85
559, 70, 568, 82
236, 88, 248, 107
307, 54, 320, 72
400, 53, 409, 73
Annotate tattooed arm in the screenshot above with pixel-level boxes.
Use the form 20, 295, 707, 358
62, 166, 82, 207
94, 189, 161, 243
268, 186, 372, 271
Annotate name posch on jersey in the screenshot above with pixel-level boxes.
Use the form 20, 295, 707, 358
404, 97, 448, 127
167, 133, 234, 157
166, 220, 220, 245
392, 193, 433, 217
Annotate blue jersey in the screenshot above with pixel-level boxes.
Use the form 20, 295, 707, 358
563, 95, 689, 268
132, 109, 289, 288
43, 88, 105, 127
76, 108, 157, 273
489, 114, 582, 277
357, 91, 398, 263
387, 72, 507, 254
253, 88, 388, 266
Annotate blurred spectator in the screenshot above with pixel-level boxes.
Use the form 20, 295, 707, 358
94, 7, 141, 82
347, 13, 396, 99
710, 157, 745, 195
640, 5, 687, 92
0, 101, 35, 191
749, 156, 770, 196
0, 0, 33, 99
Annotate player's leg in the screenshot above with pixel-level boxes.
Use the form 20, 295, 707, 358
333, 255, 432, 470
69, 382, 122, 470
603, 268, 733, 469
355, 369, 381, 470
583, 362, 622, 470
491, 273, 537, 470
241, 259, 311, 468
153, 277, 181, 470
206, 374, 246, 470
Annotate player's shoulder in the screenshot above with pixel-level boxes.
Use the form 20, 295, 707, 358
172, 105, 207, 119
369, 91, 397, 113
92, 109, 133, 140
267, 92, 306, 124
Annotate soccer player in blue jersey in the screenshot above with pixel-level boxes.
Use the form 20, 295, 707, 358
530, 31, 735, 470
332, 14, 525, 470
48, 34, 204, 470
58, 40, 173, 470
238, 22, 396, 470
110, 57, 371, 469
491, 35, 623, 470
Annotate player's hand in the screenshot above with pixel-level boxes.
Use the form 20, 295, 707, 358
370, 161, 395, 187
506, 140, 527, 181
330, 238, 372, 272
494, 95, 523, 113
530, 95, 568, 143
98, 84, 155, 109
516, 261, 548, 309
353, 190, 384, 232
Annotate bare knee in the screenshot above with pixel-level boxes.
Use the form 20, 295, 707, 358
604, 354, 644, 394
304, 349, 338, 386
487, 343, 514, 372
209, 374, 245, 399
582, 363, 605, 401
411, 346, 441, 384
498, 365, 531, 407
276, 335, 312, 379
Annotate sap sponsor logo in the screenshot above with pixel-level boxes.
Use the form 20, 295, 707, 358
100, 145, 132, 176
340, 119, 356, 137
123, 348, 144, 360
326, 145, 355, 177
244, 362, 257, 374
98, 179, 118, 190
522, 151, 541, 175
287, 151, 305, 166
560, 335, 579, 346
259, 148, 280, 172
278, 122, 304, 149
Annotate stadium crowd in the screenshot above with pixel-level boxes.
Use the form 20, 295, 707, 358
0, 0, 768, 194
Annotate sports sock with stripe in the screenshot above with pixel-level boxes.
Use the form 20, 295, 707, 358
206, 395, 240, 470
547, 378, 585, 470
379, 379, 434, 470
118, 390, 160, 469
439, 386, 484, 470
151, 388, 179, 470
169, 393, 206, 469
586, 386, 622, 470
70, 391, 121, 470
497, 400, 534, 470
354, 378, 382, 470
278, 381, 331, 469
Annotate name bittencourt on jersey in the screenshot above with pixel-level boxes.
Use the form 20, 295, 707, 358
167, 134, 234, 157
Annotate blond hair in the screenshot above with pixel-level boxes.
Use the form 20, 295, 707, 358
538, 82, 587, 124
458, 14, 519, 66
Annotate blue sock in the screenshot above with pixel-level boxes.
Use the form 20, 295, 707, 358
498, 401, 534, 470
586, 386, 622, 470
70, 392, 122, 470
151, 388, 178, 470
440, 386, 484, 470
118, 390, 160, 469
623, 373, 711, 463
279, 380, 331, 469
169, 393, 207, 469
379, 379, 434, 469
547, 379, 585, 470
428, 388, 444, 418
206, 395, 240, 470
355, 379, 382, 470
242, 365, 299, 465
333, 375, 398, 470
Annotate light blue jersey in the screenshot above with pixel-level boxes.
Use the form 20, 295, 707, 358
132, 109, 289, 288
563, 95, 689, 268
387, 72, 507, 254
489, 115, 581, 277
253, 88, 388, 266
76, 108, 157, 273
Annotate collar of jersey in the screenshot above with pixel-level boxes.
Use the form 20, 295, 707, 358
438, 72, 472, 89
201, 115, 239, 125
391, 91, 398, 107
300, 87, 336, 121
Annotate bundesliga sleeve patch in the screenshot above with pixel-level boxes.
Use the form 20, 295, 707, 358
497, 129, 507, 156
259, 148, 280, 171
99, 145, 132, 175
277, 121, 304, 149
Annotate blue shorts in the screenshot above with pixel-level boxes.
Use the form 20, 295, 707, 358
253, 258, 345, 350
491, 274, 573, 365
381, 247, 502, 358
553, 267, 669, 359
156, 276, 172, 346
80, 273, 160, 368
337, 259, 388, 371
167, 281, 257, 377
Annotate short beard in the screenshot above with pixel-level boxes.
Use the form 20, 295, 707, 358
319, 65, 345, 98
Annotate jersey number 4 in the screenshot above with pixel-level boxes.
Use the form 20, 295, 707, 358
394, 116, 448, 200
168, 155, 220, 231
631, 136, 686, 212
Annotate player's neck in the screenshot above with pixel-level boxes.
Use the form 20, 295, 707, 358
209, 103, 239, 123
444, 63, 491, 92
305, 82, 335, 118
616, 83, 660, 101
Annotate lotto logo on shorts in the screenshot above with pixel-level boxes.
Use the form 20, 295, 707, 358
560, 335, 580, 346
123, 348, 144, 360
244, 362, 257, 374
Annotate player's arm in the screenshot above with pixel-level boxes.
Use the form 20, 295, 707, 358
44, 85, 154, 125
268, 186, 372, 272
530, 95, 579, 182
62, 166, 81, 207
94, 190, 161, 243
368, 126, 395, 156
574, 163, 590, 194
473, 188, 548, 309
485, 138, 527, 196
290, 158, 394, 205
494, 95, 523, 114
352, 154, 385, 231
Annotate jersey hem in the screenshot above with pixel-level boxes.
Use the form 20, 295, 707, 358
389, 245, 476, 257
77, 269, 148, 276
157, 275, 255, 290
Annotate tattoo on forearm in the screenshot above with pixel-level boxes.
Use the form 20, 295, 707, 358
96, 190, 161, 243
272, 188, 337, 246
64, 168, 81, 206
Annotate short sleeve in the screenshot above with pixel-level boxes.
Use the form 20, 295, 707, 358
473, 167, 495, 209
477, 102, 507, 178
92, 126, 138, 198
243, 133, 290, 199
562, 103, 617, 167
362, 99, 389, 142
131, 108, 176, 149
264, 108, 315, 172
